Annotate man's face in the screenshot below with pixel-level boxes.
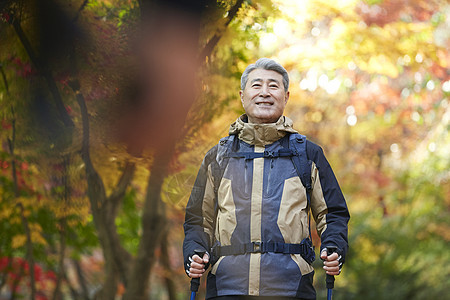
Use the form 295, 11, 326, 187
240, 68, 289, 124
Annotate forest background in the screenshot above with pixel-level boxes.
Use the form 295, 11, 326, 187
0, 0, 449, 299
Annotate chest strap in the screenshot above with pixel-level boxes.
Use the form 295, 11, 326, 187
212, 241, 311, 257
225, 148, 295, 160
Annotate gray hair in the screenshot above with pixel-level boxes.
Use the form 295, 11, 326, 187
240, 58, 289, 91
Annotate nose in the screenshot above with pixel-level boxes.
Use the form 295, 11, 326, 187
259, 84, 269, 97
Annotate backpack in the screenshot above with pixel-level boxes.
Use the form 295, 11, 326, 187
209, 132, 316, 264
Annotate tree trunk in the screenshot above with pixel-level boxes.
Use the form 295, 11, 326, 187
160, 225, 177, 300
52, 219, 66, 300
62, 270, 81, 300
17, 203, 37, 300
52, 155, 71, 300
7, 104, 37, 300
9, 261, 25, 300
376, 150, 388, 216
72, 79, 134, 298
122, 150, 172, 300
0, 256, 12, 291
73, 259, 90, 300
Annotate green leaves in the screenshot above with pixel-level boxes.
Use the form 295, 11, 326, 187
116, 189, 141, 255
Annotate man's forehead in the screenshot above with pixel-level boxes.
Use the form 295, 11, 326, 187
248, 69, 283, 81
250, 78, 280, 83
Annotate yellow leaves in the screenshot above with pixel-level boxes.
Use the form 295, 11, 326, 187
11, 223, 47, 249
17, 196, 43, 211
237, 60, 248, 74
364, 55, 399, 78
29, 164, 40, 175
0, 206, 14, 220
357, 235, 389, 264
53, 205, 74, 219
329, 18, 352, 39
272, 0, 440, 78
16, 196, 30, 206
437, 49, 448, 68
31, 229, 47, 246
304, 111, 323, 123
12, 235, 27, 249
333, 0, 359, 9
425, 223, 450, 241
8, 216, 22, 225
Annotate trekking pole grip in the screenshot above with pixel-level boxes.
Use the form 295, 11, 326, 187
190, 249, 206, 293
325, 246, 337, 289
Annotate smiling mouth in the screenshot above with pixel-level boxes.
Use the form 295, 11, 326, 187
256, 102, 273, 106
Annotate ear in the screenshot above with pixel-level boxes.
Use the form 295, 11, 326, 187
285, 91, 290, 104
239, 90, 244, 105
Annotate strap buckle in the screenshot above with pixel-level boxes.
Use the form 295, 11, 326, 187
251, 242, 262, 253
264, 150, 275, 158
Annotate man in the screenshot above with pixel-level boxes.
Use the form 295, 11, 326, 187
183, 58, 350, 300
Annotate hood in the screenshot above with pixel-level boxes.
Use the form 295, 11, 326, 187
228, 114, 298, 146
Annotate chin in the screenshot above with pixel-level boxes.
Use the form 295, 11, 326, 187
252, 116, 280, 124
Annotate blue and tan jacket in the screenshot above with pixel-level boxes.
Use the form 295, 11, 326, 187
183, 115, 350, 299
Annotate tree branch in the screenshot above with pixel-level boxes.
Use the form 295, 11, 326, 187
108, 161, 136, 205
72, 0, 89, 22
18, 202, 37, 299
70, 78, 120, 298
69, 79, 107, 212
11, 16, 74, 129
0, 64, 9, 92
72, 258, 90, 300
199, 0, 245, 60
70, 78, 132, 286
6, 71, 37, 297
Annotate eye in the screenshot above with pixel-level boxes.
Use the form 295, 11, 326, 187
252, 83, 261, 88
269, 83, 279, 88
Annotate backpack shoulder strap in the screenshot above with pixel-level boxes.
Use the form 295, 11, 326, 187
211, 134, 236, 194
288, 133, 314, 242
210, 134, 236, 257
288, 133, 312, 194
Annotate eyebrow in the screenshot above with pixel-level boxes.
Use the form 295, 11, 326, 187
250, 78, 280, 84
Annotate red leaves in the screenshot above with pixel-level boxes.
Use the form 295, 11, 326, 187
10, 56, 35, 78
1, 12, 11, 23
1, 160, 9, 169
21, 162, 28, 171
65, 105, 73, 115
430, 62, 449, 81
349, 80, 401, 115
0, 257, 56, 299
84, 86, 109, 102
357, 0, 438, 27
1, 119, 12, 130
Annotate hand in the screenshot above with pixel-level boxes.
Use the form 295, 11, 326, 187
187, 253, 209, 279
320, 249, 341, 276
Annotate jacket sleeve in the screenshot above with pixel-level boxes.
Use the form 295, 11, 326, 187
308, 141, 350, 263
183, 145, 218, 270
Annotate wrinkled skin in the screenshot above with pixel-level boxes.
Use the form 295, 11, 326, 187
239, 69, 289, 124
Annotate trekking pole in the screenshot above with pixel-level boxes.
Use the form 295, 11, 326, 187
325, 246, 337, 300
190, 249, 206, 300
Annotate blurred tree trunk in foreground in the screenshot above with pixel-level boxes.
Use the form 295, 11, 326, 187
0, 0, 250, 298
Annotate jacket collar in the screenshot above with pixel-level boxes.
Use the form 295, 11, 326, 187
228, 114, 298, 146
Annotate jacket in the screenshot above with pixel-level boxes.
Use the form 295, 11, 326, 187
183, 115, 350, 299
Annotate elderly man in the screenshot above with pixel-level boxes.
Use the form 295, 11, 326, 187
183, 58, 350, 300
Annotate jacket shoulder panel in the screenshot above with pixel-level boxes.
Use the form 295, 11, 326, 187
305, 139, 324, 162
